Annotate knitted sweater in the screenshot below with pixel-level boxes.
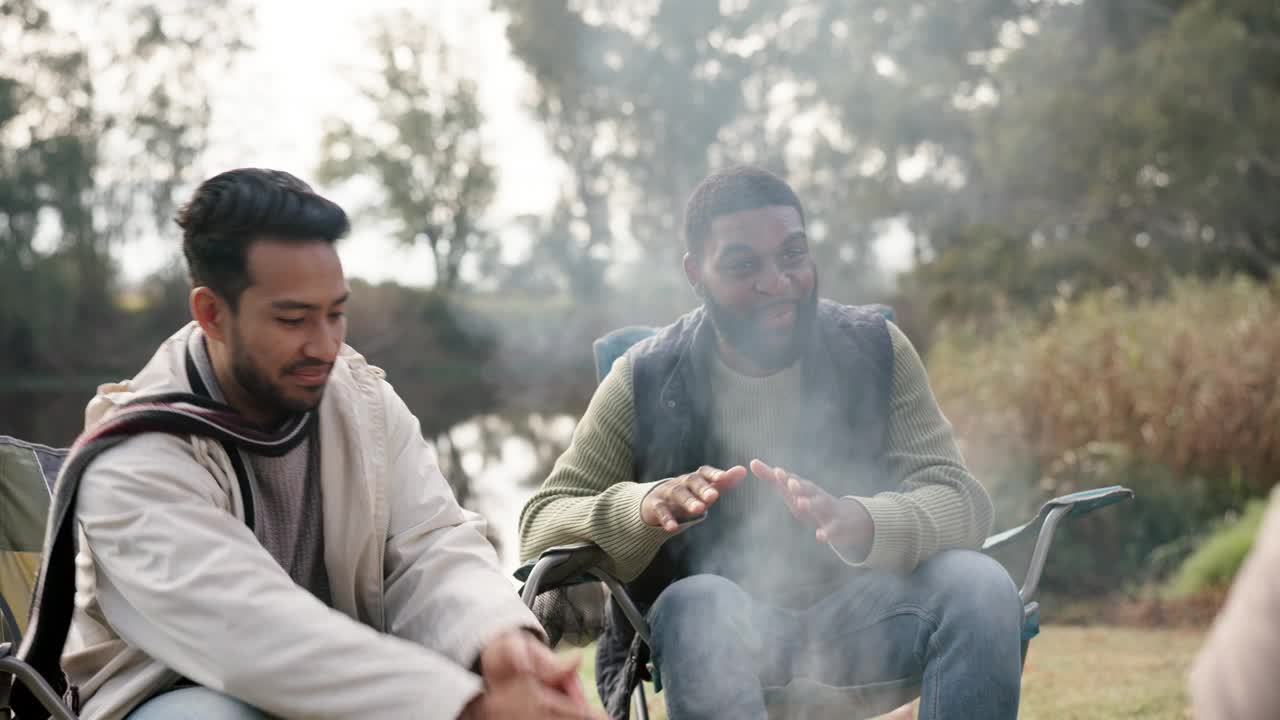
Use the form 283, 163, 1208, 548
519, 321, 993, 588
190, 331, 331, 604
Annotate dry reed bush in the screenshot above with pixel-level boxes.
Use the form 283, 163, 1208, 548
926, 277, 1280, 590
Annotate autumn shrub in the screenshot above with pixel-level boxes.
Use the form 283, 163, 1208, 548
926, 277, 1280, 593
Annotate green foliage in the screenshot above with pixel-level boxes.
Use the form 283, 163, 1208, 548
909, 0, 1280, 320
0, 1, 247, 444
1170, 497, 1268, 597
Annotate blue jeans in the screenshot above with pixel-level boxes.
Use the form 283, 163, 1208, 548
127, 687, 271, 719
647, 550, 1024, 720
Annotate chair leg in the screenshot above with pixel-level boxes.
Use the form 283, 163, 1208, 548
1020, 600, 1040, 671
632, 681, 650, 720
0, 655, 77, 719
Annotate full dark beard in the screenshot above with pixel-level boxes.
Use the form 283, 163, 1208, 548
230, 327, 319, 423
704, 278, 819, 373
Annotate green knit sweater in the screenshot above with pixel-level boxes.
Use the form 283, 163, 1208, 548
518, 321, 994, 588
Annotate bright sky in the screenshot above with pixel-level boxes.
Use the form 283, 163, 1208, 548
115, 0, 559, 287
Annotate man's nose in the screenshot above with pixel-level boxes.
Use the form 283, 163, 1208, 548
303, 320, 341, 361
755, 262, 793, 296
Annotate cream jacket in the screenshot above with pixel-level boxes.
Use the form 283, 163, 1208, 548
61, 323, 539, 719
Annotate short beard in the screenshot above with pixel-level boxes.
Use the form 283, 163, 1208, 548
704, 277, 819, 373
229, 323, 320, 424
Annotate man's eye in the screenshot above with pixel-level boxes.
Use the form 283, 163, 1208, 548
328, 312, 346, 321
725, 260, 757, 276
277, 317, 305, 327
781, 248, 808, 265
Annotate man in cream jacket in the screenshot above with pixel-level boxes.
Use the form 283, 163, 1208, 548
53, 169, 597, 720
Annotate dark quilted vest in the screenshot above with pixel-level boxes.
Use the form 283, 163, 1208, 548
595, 300, 895, 718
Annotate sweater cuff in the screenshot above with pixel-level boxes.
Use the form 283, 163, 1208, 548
640, 478, 709, 530
595, 480, 702, 581
831, 494, 916, 571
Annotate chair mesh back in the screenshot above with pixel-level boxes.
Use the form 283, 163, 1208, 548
592, 327, 656, 384
0, 436, 66, 644
530, 582, 609, 649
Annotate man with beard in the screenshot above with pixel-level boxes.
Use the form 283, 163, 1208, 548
48, 169, 599, 720
519, 166, 1022, 719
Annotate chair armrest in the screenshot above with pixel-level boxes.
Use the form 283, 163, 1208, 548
514, 543, 607, 598
2, 643, 79, 720
982, 485, 1135, 553
981, 485, 1134, 603
515, 543, 652, 646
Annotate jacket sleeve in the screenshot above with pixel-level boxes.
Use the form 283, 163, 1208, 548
77, 433, 483, 720
1190, 488, 1280, 720
379, 381, 545, 671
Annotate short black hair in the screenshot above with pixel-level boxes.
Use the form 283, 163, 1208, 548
176, 168, 350, 309
682, 165, 805, 256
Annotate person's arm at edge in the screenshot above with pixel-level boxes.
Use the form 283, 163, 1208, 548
1189, 487, 1280, 720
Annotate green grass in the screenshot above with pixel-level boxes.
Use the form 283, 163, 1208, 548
565, 625, 1205, 719
1016, 626, 1203, 719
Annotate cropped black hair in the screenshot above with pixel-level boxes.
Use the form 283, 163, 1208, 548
683, 165, 805, 256
177, 168, 349, 308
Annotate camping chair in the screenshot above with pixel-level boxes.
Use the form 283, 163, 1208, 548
516, 314, 1135, 720
0, 436, 77, 719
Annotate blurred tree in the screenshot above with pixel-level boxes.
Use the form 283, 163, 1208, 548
497, 0, 1279, 333
1, 0, 98, 376
0, 0, 248, 443
318, 11, 496, 294
496, 0, 760, 301
316, 11, 505, 506
495, 0, 1028, 304
910, 0, 1280, 325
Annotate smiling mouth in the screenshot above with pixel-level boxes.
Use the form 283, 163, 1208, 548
759, 303, 797, 324
289, 367, 331, 383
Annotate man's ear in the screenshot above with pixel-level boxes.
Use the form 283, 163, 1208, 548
683, 252, 703, 297
190, 286, 230, 343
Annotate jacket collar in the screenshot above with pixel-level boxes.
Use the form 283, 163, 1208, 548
657, 301, 846, 422
85, 322, 387, 627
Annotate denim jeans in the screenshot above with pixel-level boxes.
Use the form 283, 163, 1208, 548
647, 549, 1024, 720
127, 687, 272, 720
